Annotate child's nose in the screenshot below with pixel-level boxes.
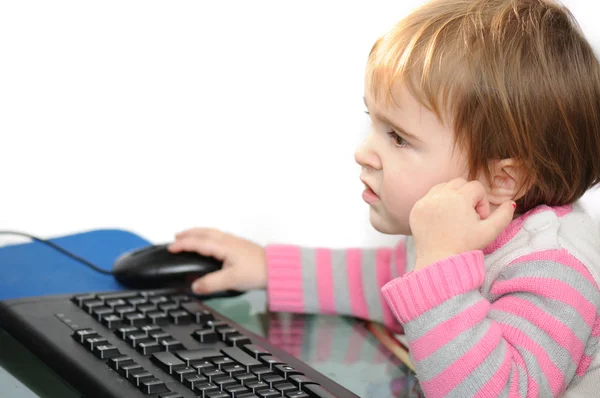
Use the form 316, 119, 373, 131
354, 136, 382, 170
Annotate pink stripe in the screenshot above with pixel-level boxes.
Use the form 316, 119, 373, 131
474, 345, 512, 398
593, 318, 600, 337
346, 248, 369, 320
265, 245, 305, 313
411, 299, 490, 361
376, 248, 395, 329
493, 296, 585, 363
483, 205, 572, 255
420, 322, 502, 396
508, 249, 599, 288
508, 362, 520, 398
315, 249, 335, 315
491, 277, 597, 328
500, 322, 565, 396
395, 241, 407, 276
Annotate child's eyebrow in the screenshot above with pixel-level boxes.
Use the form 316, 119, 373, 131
363, 96, 421, 142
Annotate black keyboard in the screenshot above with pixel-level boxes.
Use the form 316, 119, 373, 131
0, 289, 360, 398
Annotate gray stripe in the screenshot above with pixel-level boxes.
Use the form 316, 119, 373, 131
416, 318, 493, 382
517, 362, 529, 397
331, 250, 353, 316
447, 340, 507, 398
584, 336, 599, 357
301, 248, 320, 313
519, 348, 553, 397
490, 308, 577, 389
489, 259, 600, 306
510, 294, 591, 345
361, 249, 385, 324
403, 291, 483, 340
405, 236, 417, 273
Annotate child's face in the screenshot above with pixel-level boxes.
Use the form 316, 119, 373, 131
355, 82, 470, 235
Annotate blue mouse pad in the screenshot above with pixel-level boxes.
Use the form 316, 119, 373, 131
0, 229, 152, 301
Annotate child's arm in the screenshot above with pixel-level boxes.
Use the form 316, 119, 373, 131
265, 241, 409, 333
382, 249, 600, 397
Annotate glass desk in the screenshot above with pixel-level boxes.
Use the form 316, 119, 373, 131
0, 290, 423, 398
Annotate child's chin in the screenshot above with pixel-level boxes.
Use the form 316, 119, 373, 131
369, 210, 407, 235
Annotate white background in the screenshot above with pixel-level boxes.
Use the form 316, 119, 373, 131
1, 0, 599, 249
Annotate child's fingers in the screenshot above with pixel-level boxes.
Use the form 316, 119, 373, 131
175, 228, 222, 241
191, 268, 234, 294
481, 200, 516, 244
168, 236, 227, 261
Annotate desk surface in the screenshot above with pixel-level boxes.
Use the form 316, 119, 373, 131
0, 229, 421, 397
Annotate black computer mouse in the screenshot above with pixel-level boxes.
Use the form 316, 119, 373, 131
112, 243, 243, 299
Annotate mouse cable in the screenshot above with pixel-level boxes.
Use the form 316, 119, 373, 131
0, 230, 114, 275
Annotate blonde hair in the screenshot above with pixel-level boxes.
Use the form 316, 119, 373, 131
367, 0, 600, 211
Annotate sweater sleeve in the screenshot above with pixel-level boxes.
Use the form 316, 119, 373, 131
381, 249, 600, 397
265, 239, 408, 333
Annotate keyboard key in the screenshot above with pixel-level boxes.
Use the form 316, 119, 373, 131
192, 329, 219, 344
226, 333, 252, 347
151, 352, 186, 374
137, 340, 163, 355
206, 391, 229, 398
234, 372, 258, 385
93, 344, 120, 359
169, 310, 191, 325
303, 384, 336, 398
212, 356, 235, 369
158, 301, 179, 312
101, 314, 123, 329
191, 360, 214, 371
118, 363, 142, 378
225, 384, 250, 397
71, 293, 96, 307
137, 304, 158, 315
183, 374, 209, 390
213, 375, 238, 387
84, 337, 108, 352
202, 368, 226, 382
169, 294, 191, 303
140, 324, 162, 335
238, 394, 260, 398
286, 392, 310, 398
288, 375, 317, 389
108, 355, 135, 371
262, 374, 284, 388
217, 327, 238, 341
115, 326, 139, 339
92, 306, 114, 321
222, 364, 246, 376
177, 349, 222, 365
128, 368, 153, 386
72, 328, 99, 344
150, 331, 172, 342
207, 320, 230, 331
252, 367, 275, 380
125, 312, 147, 327
256, 388, 281, 397
246, 380, 269, 393
159, 393, 183, 398
160, 338, 185, 352
97, 291, 139, 301
139, 378, 169, 394
274, 382, 297, 394
105, 298, 127, 308
127, 332, 153, 348
260, 356, 284, 369
242, 344, 271, 359
149, 296, 169, 304
181, 302, 214, 324
173, 367, 197, 382
147, 311, 170, 326
115, 305, 136, 318
82, 300, 104, 314
128, 297, 147, 306
194, 383, 219, 396
274, 364, 302, 379
221, 347, 262, 372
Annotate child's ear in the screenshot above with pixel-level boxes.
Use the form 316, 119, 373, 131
481, 158, 529, 205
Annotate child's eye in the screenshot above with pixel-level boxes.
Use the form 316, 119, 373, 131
387, 131, 408, 147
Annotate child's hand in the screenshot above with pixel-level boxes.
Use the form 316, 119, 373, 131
168, 228, 267, 294
409, 178, 516, 271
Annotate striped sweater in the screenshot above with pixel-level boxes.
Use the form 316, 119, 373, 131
265, 203, 600, 397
